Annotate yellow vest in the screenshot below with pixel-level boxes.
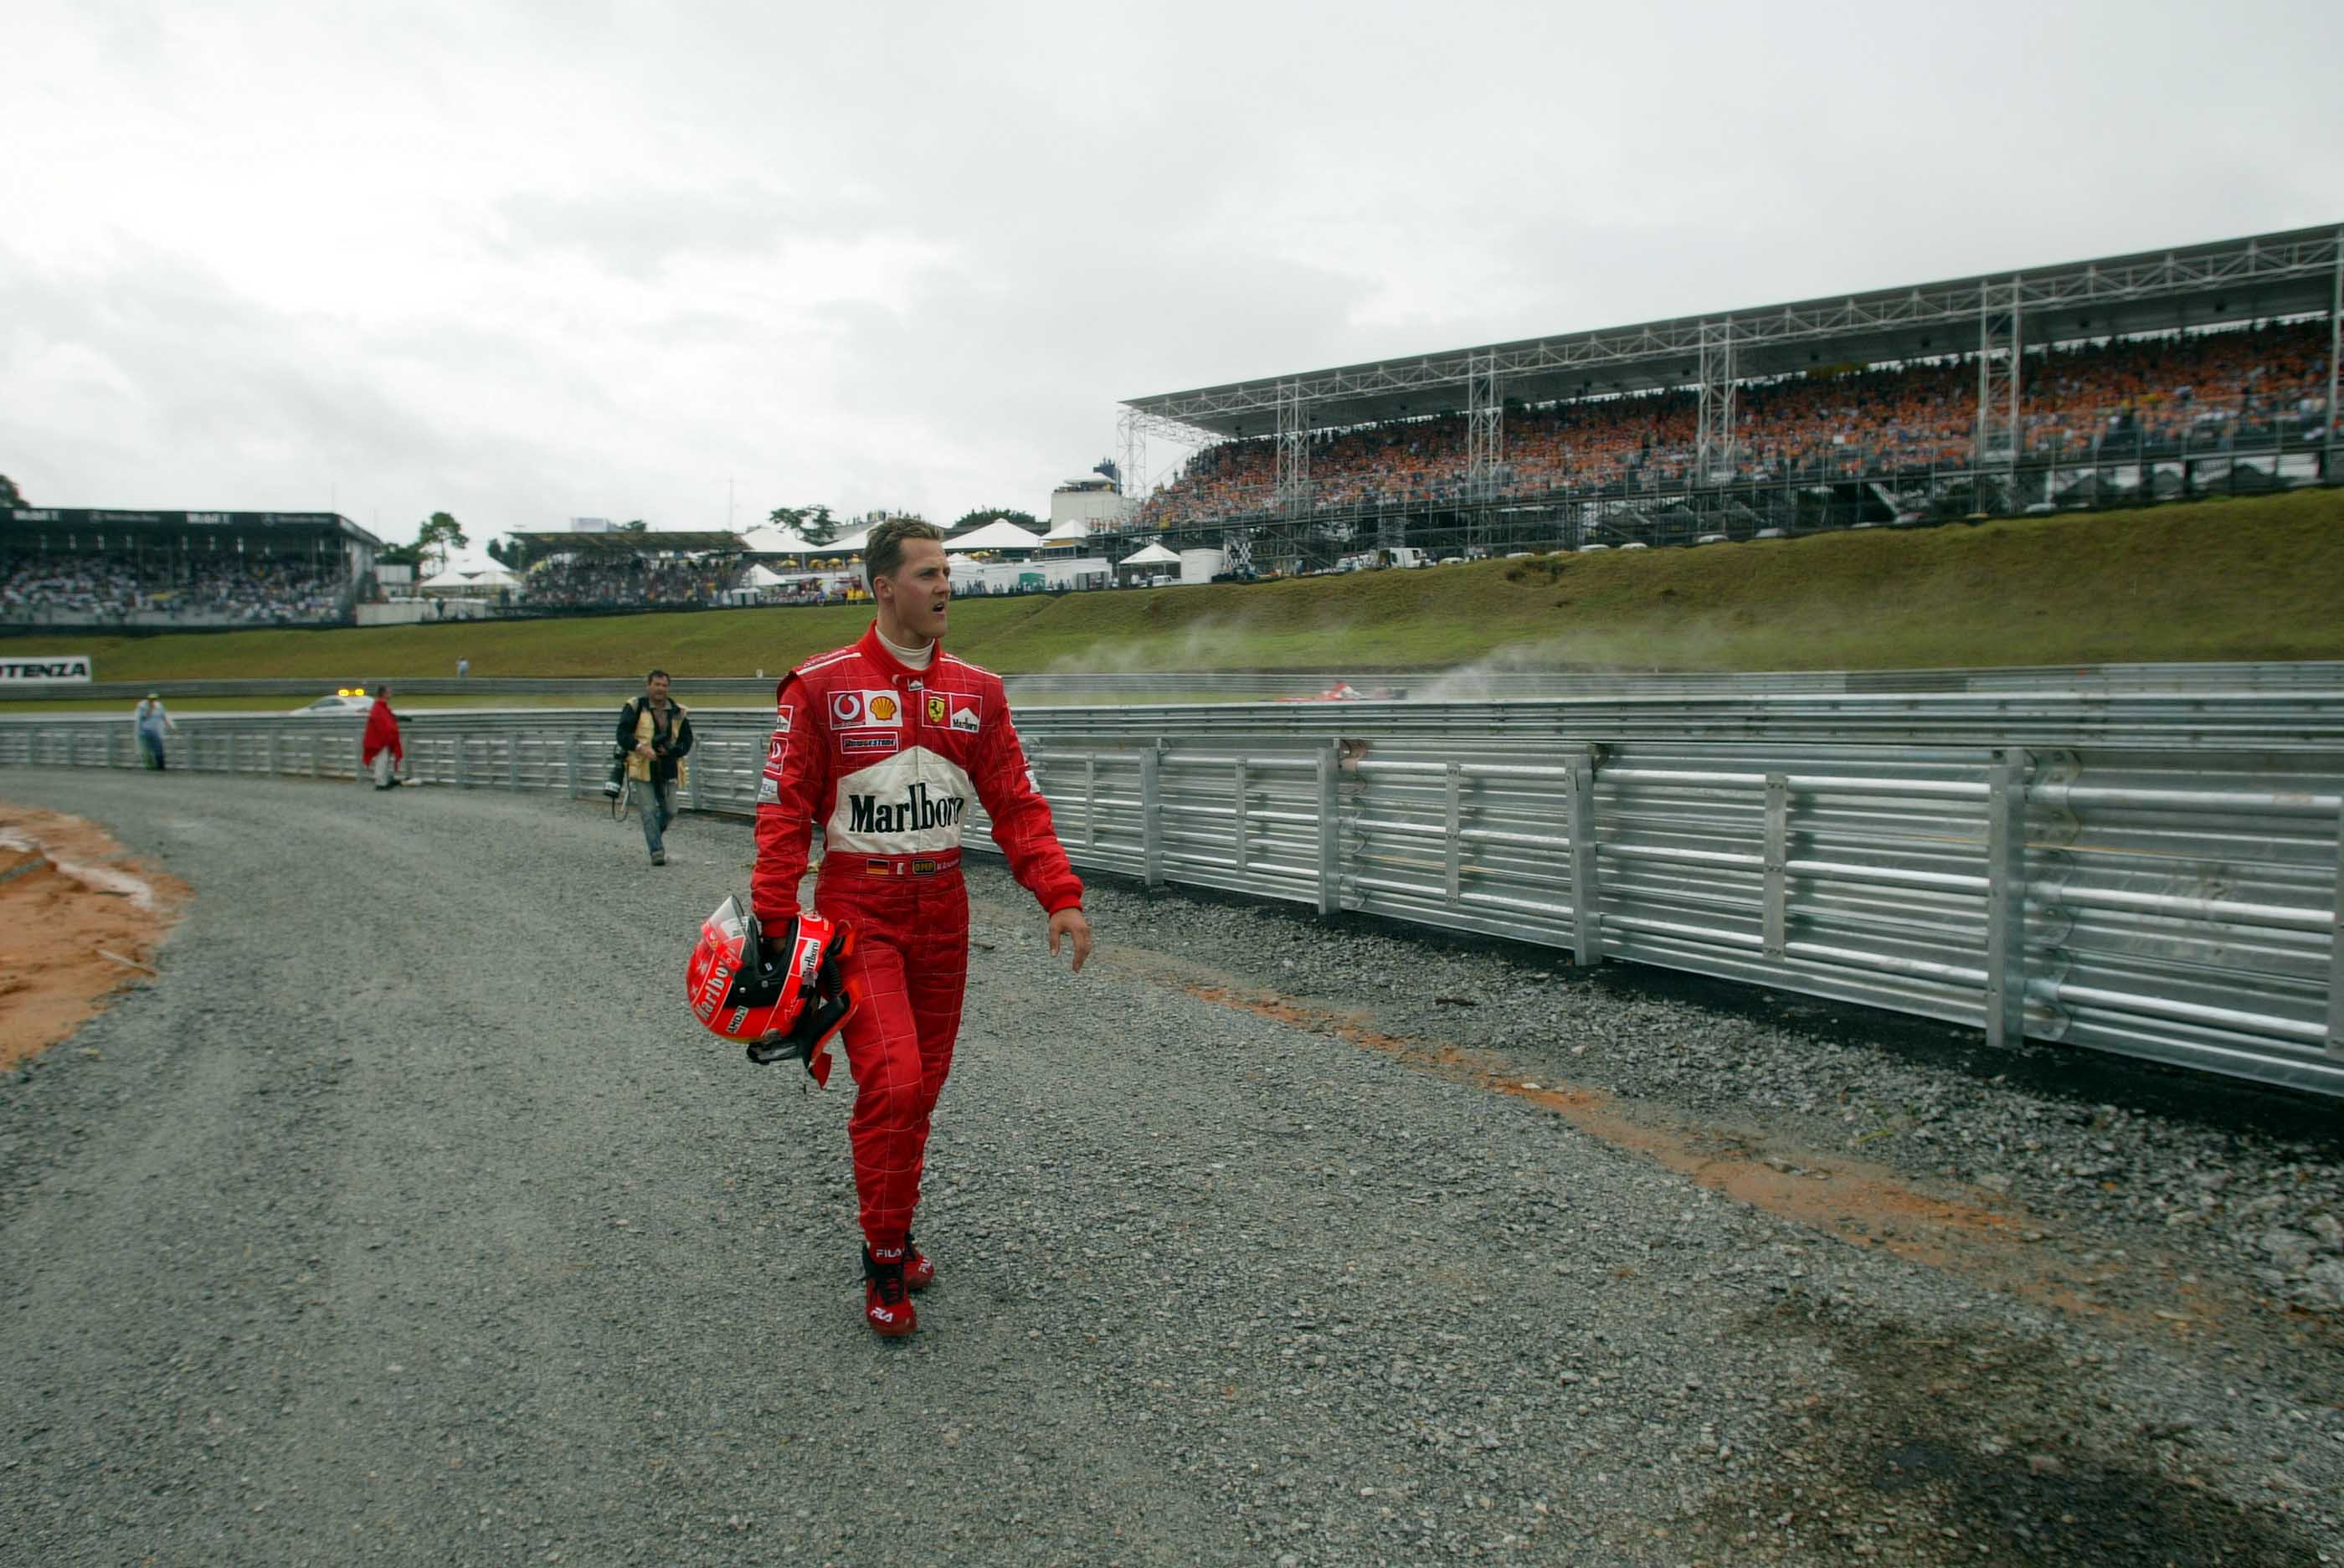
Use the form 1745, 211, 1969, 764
625, 701, 690, 789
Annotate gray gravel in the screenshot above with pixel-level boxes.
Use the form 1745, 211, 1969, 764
1080, 879, 2344, 1329
2, 769, 2338, 1566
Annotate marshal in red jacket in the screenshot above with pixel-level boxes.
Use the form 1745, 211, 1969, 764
362, 697, 403, 764
750, 625, 1082, 926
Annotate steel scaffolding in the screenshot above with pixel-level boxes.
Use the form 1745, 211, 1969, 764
1465, 352, 1502, 552
1115, 407, 1149, 525
1975, 277, 2023, 476
1694, 318, 1738, 485
1275, 380, 1310, 517
2329, 228, 2341, 477
1465, 352, 1503, 501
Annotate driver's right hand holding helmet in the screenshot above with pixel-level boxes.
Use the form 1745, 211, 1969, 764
686, 895, 857, 1085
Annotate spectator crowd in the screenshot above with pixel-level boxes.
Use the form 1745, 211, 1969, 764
1138, 322, 2337, 527
524, 555, 737, 609
1, 554, 347, 624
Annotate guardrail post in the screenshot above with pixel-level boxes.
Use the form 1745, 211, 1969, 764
507, 738, 522, 792
1083, 756, 1097, 851
454, 735, 468, 789
1314, 741, 1341, 918
566, 736, 581, 799
2329, 799, 2343, 1061
268, 732, 282, 778
1984, 754, 2028, 1050
1139, 744, 1164, 890
1566, 758, 1602, 965
1763, 773, 1789, 959
1443, 761, 1463, 907
353, 736, 366, 785
1232, 758, 1250, 872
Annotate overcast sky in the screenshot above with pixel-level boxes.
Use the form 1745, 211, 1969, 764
6, 1, 2339, 546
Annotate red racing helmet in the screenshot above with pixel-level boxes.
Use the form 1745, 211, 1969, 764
686, 896, 857, 1085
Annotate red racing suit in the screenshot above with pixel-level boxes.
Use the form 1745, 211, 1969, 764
751, 625, 1082, 1248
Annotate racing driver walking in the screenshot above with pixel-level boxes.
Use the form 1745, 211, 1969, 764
752, 517, 1092, 1337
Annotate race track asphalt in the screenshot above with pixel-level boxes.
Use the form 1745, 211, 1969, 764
0, 770, 2334, 1567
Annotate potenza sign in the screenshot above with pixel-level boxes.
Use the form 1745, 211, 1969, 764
0, 655, 93, 684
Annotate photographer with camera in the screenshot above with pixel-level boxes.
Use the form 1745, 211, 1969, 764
609, 669, 693, 865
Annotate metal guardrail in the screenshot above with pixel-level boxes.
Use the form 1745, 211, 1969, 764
11, 661, 2344, 707
3, 703, 2339, 1098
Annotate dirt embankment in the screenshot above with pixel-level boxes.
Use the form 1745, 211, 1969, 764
0, 802, 187, 1068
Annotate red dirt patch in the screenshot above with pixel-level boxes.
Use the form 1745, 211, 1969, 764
1082, 942, 2325, 1348
0, 801, 188, 1068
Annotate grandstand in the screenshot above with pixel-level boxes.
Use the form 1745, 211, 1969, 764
1116, 224, 2343, 571
502, 529, 748, 612
0, 508, 379, 629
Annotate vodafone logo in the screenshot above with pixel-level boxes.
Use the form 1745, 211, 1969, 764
829, 689, 902, 729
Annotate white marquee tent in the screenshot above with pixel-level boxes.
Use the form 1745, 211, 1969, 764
418, 548, 520, 594
1117, 542, 1180, 568
946, 519, 1046, 553
740, 526, 816, 554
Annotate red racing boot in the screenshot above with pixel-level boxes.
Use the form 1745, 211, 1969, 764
862, 1244, 917, 1338
904, 1232, 934, 1293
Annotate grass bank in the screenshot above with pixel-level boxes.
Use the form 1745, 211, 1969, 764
19, 491, 2344, 683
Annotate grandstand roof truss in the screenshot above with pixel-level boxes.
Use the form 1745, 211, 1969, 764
1123, 225, 2343, 440
506, 530, 746, 556
3, 508, 382, 548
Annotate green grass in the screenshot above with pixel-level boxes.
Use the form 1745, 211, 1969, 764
16, 491, 2344, 684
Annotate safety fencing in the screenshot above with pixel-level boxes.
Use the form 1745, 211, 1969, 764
11, 660, 2344, 707
3, 701, 2339, 1098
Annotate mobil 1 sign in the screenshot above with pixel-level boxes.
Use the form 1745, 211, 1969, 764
0, 655, 94, 683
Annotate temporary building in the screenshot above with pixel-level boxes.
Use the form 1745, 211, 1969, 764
740, 526, 817, 554
944, 519, 1046, 553
418, 549, 520, 594
1117, 542, 1180, 568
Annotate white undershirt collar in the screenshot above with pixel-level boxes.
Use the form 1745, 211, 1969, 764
876, 625, 936, 671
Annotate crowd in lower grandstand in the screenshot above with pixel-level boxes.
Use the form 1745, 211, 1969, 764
1138, 321, 2337, 526
523, 555, 736, 609
0, 555, 347, 622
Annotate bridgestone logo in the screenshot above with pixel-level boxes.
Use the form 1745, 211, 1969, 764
847, 783, 964, 836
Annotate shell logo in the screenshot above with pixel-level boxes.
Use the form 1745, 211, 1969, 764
870, 695, 897, 722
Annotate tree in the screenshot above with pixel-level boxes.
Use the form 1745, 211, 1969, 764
375, 542, 423, 567
484, 537, 511, 567
616, 519, 648, 533
767, 504, 840, 545
415, 512, 468, 576
0, 475, 23, 509
950, 507, 1039, 536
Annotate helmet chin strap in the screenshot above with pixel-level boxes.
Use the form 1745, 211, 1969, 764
743, 925, 857, 1085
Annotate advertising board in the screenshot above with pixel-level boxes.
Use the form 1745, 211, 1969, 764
0, 655, 93, 683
